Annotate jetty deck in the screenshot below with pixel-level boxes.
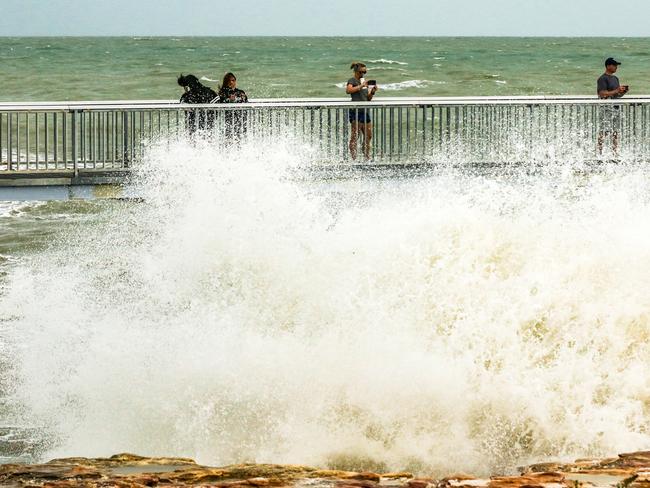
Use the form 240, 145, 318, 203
1, 96, 649, 198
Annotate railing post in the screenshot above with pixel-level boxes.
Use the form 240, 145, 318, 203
72, 109, 78, 177
122, 111, 129, 168
8, 113, 13, 171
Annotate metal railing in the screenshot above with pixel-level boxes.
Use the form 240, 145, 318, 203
1, 96, 650, 173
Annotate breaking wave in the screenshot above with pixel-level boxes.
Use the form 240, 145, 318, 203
2, 134, 650, 475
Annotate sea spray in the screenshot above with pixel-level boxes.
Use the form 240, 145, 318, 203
1, 135, 650, 475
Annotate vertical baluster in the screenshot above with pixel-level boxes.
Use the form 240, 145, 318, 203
102, 111, 107, 168
131, 112, 135, 162
0, 113, 3, 168
90, 111, 94, 167
113, 111, 117, 165
44, 112, 49, 168
79, 112, 84, 168
34, 112, 39, 169
429, 104, 433, 158
54, 112, 59, 168
16, 113, 21, 169
389, 107, 394, 160
421, 105, 426, 159
26, 113, 31, 169
8, 113, 13, 170
63, 111, 68, 169
397, 107, 402, 158
138, 112, 144, 161
406, 106, 411, 159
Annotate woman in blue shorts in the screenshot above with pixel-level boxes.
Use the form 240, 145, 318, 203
346, 62, 377, 160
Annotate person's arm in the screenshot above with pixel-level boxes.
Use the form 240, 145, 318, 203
599, 87, 626, 98
598, 77, 626, 98
367, 85, 377, 100
346, 80, 367, 95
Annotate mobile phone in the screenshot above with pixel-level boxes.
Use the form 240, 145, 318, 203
367, 80, 377, 86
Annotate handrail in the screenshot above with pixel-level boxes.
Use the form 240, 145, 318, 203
1, 96, 650, 176
1, 95, 650, 112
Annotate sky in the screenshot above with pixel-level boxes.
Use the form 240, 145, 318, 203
2, 0, 650, 37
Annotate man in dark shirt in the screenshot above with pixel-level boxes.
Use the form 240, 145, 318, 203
597, 58, 628, 154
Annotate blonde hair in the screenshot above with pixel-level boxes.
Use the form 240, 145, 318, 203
350, 62, 366, 72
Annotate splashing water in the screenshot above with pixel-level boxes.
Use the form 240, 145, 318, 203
1, 134, 650, 475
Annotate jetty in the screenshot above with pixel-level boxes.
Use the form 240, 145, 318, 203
1, 96, 649, 199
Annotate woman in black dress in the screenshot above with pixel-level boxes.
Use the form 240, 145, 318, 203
217, 72, 248, 140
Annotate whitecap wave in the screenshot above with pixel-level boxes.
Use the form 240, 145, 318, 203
371, 66, 408, 72
368, 58, 408, 65
0, 201, 30, 218
336, 79, 443, 91
380, 79, 445, 90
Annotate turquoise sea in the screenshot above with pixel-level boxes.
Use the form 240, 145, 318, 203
1, 36, 649, 101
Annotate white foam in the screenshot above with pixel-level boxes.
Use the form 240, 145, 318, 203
3, 136, 650, 476
336, 79, 443, 91
380, 79, 445, 90
368, 58, 409, 65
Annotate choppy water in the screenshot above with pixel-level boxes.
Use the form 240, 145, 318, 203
1, 133, 650, 474
0, 37, 649, 100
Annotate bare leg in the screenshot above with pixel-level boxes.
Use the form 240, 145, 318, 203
597, 132, 604, 155
612, 131, 619, 156
349, 121, 359, 160
363, 122, 373, 160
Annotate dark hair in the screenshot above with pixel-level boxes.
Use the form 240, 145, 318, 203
350, 62, 366, 72
221, 72, 236, 89
177, 73, 200, 90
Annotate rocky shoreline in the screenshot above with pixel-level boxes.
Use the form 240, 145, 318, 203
1, 451, 650, 488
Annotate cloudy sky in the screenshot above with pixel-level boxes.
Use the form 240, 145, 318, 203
2, 0, 650, 36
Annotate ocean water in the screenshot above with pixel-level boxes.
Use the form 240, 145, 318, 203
1, 38, 650, 475
0, 37, 649, 101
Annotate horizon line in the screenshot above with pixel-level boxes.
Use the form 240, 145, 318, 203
0, 34, 648, 38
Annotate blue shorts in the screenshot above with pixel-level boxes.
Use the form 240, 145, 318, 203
348, 109, 371, 124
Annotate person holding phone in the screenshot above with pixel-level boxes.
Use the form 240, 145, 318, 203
346, 62, 378, 160
217, 72, 249, 141
597, 57, 628, 155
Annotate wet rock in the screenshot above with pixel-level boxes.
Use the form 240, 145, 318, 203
631, 471, 650, 488
613, 453, 650, 470
489, 472, 566, 488
383, 473, 414, 480
335, 480, 380, 488
526, 452, 650, 477
0, 462, 103, 481
5, 450, 650, 487
407, 479, 436, 488
49, 452, 197, 468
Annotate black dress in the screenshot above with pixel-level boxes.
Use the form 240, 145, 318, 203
217, 87, 249, 139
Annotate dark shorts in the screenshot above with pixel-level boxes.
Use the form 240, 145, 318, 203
599, 105, 622, 133
348, 109, 371, 124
